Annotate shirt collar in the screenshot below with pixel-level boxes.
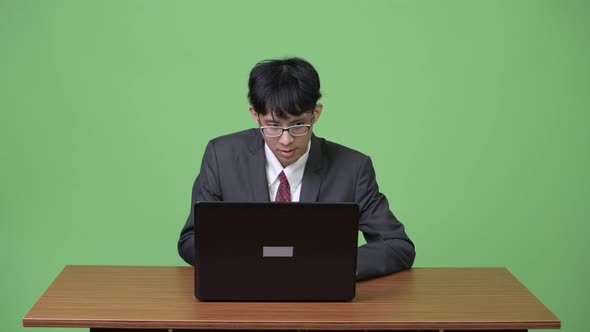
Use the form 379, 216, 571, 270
265, 140, 311, 188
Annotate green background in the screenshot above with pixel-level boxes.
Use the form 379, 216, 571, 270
1, 0, 588, 331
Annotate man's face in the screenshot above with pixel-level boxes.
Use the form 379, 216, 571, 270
250, 105, 322, 168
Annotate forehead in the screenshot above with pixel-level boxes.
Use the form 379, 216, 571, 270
259, 111, 312, 122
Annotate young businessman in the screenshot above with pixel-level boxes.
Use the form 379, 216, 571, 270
178, 57, 415, 280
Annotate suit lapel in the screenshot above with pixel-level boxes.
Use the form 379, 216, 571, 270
300, 135, 323, 202
247, 130, 271, 202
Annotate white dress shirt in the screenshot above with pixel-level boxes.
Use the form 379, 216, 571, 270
264, 141, 311, 202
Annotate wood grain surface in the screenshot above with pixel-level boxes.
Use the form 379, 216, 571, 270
22, 266, 560, 330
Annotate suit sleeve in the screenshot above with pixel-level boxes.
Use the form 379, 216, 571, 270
355, 156, 416, 280
177, 141, 222, 266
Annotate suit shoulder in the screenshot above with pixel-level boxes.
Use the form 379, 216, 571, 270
315, 136, 369, 162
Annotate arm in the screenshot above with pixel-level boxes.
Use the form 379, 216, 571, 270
355, 156, 415, 280
177, 141, 222, 266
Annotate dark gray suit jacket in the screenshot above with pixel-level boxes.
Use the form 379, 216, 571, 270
178, 128, 415, 280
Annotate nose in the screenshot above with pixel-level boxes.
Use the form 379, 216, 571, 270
278, 129, 294, 145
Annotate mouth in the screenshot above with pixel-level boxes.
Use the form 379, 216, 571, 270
278, 149, 295, 158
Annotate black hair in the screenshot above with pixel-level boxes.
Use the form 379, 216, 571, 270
248, 57, 322, 118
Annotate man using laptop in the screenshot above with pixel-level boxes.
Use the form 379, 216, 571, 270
178, 57, 415, 280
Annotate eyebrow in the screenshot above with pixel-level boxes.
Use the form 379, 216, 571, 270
261, 116, 309, 125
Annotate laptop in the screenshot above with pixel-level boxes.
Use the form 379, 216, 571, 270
194, 202, 359, 301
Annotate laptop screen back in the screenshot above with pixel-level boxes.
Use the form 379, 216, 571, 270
194, 202, 359, 301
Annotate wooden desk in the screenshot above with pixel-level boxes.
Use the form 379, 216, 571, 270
23, 266, 560, 331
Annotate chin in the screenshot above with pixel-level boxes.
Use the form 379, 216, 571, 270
281, 159, 294, 167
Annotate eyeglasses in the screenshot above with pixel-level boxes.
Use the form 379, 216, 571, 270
258, 110, 315, 138
259, 124, 312, 137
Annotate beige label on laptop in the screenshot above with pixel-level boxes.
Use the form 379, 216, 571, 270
262, 246, 294, 257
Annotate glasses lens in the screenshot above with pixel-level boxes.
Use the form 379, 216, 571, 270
289, 125, 309, 136
263, 127, 282, 137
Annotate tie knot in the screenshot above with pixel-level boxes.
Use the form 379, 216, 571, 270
278, 171, 289, 185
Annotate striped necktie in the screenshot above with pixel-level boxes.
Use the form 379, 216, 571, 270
274, 171, 291, 202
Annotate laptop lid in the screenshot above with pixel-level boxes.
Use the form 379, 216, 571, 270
194, 202, 359, 301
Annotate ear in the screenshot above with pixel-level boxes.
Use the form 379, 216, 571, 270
312, 104, 323, 124
249, 106, 260, 124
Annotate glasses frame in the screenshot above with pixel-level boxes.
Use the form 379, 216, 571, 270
258, 111, 315, 138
